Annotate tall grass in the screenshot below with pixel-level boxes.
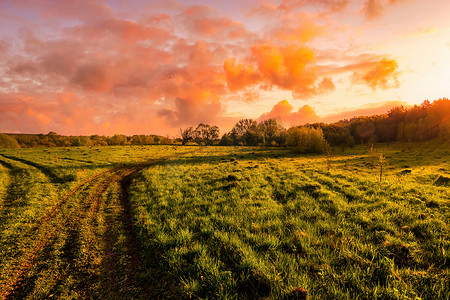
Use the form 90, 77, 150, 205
129, 144, 449, 299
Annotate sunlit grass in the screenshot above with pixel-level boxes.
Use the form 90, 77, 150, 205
130, 143, 449, 299
0, 145, 192, 298
0, 143, 448, 299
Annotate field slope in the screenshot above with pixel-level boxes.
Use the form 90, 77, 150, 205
0, 143, 449, 299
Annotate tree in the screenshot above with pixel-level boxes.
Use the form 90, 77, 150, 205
108, 134, 127, 145
91, 135, 109, 146
73, 136, 93, 146
0, 134, 20, 149
286, 126, 327, 153
258, 119, 285, 146
219, 132, 233, 146
180, 127, 195, 145
194, 123, 220, 145
349, 117, 376, 144
230, 119, 259, 146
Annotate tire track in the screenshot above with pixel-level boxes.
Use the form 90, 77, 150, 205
0, 169, 119, 299
0, 150, 199, 299
0, 154, 67, 184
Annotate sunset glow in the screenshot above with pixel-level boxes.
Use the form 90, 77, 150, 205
1, 0, 449, 136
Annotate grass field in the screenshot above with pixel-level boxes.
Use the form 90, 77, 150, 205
0, 143, 449, 299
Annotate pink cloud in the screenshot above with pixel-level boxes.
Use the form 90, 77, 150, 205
258, 99, 410, 127
177, 5, 249, 40
4, 0, 114, 23
71, 63, 116, 92
258, 100, 320, 127
251, 0, 349, 15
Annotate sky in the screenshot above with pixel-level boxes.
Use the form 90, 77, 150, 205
0, 0, 449, 136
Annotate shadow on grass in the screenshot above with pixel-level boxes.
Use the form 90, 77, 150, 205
0, 154, 113, 184
0, 167, 34, 230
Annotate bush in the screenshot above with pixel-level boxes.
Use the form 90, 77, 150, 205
0, 133, 20, 149
286, 127, 327, 153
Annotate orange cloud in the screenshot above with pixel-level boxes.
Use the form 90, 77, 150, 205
224, 58, 260, 91
224, 43, 335, 98
362, 0, 385, 19
272, 19, 325, 43
66, 18, 173, 48
353, 58, 399, 89
315, 53, 400, 90
317, 77, 335, 93
248, 44, 315, 89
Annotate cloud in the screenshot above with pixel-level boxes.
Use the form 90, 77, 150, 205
67, 18, 172, 46
321, 100, 409, 122
352, 58, 399, 89
258, 99, 410, 127
0, 92, 189, 136
0, 39, 9, 54
362, 0, 409, 19
225, 43, 335, 98
317, 77, 335, 93
315, 53, 400, 90
279, 0, 349, 12
158, 96, 223, 127
71, 63, 116, 92
224, 58, 260, 91
406, 27, 437, 38
362, 0, 385, 19
270, 17, 325, 43
177, 5, 249, 40
258, 99, 320, 126
251, 0, 349, 15
4, 0, 114, 23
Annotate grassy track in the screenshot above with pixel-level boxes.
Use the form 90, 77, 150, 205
0, 146, 197, 299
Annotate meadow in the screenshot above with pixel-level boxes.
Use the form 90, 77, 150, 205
0, 142, 449, 299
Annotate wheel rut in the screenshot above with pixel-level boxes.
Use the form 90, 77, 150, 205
0, 151, 197, 299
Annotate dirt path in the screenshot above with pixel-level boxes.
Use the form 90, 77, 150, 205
0, 151, 196, 299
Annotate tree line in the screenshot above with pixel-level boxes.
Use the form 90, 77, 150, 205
180, 123, 220, 145
0, 132, 173, 149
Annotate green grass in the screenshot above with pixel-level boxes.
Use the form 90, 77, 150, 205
0, 145, 193, 299
129, 144, 449, 299
0, 143, 448, 299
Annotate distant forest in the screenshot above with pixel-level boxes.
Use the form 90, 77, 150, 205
0, 133, 173, 149
1, 98, 449, 149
